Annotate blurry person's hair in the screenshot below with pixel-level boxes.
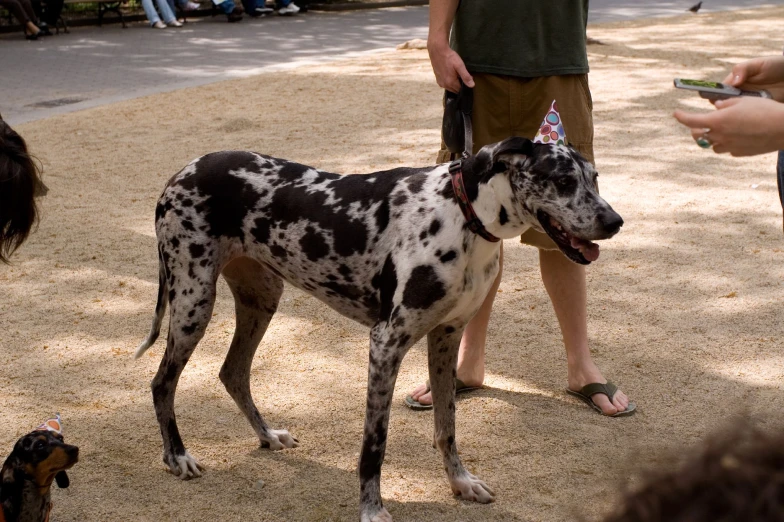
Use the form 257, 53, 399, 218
603, 418, 784, 522
0, 114, 46, 263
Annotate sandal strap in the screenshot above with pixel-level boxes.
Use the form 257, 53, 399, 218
579, 382, 618, 401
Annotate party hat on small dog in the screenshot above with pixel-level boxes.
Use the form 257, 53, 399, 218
36, 413, 63, 436
533, 100, 568, 146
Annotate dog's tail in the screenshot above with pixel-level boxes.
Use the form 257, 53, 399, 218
134, 246, 168, 359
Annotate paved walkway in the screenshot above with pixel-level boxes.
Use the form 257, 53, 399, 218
2, 0, 782, 124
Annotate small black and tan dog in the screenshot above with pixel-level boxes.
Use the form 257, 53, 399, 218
0, 113, 47, 264
0, 416, 78, 522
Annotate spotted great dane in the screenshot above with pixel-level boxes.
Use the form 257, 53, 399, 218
135, 137, 623, 522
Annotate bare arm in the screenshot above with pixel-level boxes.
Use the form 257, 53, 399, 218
428, 0, 474, 92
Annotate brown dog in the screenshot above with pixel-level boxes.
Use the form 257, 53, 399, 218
0, 421, 78, 522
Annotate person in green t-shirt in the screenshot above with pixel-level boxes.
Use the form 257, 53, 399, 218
405, 0, 636, 417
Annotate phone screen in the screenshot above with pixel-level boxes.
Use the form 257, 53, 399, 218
678, 79, 725, 89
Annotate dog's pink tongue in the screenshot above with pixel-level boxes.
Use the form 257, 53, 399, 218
570, 237, 600, 262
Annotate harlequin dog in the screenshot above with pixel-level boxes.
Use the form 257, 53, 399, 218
135, 137, 623, 522
1, 416, 79, 522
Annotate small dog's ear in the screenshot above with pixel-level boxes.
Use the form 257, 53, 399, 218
54, 471, 69, 489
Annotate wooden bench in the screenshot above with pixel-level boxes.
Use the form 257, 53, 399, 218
63, 0, 128, 28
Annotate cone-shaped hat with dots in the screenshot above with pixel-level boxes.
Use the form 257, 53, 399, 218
36, 413, 63, 436
533, 100, 568, 146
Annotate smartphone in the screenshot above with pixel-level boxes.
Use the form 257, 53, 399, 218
674, 78, 772, 101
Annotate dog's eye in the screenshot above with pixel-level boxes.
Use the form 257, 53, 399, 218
556, 177, 576, 190
33, 440, 45, 451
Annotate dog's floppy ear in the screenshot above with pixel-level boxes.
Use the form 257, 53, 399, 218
491, 137, 534, 163
54, 470, 69, 488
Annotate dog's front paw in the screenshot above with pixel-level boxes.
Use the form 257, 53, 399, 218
450, 472, 495, 503
164, 451, 204, 480
260, 429, 299, 450
360, 507, 393, 522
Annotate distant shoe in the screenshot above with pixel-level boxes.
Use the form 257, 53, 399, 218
277, 2, 299, 14
167, 20, 183, 26
152, 20, 167, 28
254, 6, 273, 13
183, 1, 200, 9
37, 22, 52, 36
227, 6, 243, 21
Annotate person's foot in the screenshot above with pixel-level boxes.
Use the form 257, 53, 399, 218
227, 6, 243, 21
183, 1, 200, 9
255, 6, 273, 13
408, 367, 484, 407
567, 361, 631, 416
167, 20, 183, 27
152, 20, 167, 28
277, 2, 299, 14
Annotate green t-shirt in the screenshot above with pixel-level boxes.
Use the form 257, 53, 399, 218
451, 0, 589, 78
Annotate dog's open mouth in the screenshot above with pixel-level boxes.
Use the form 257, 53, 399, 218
537, 210, 599, 265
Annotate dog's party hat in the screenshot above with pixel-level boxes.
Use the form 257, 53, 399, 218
533, 100, 568, 146
36, 413, 63, 436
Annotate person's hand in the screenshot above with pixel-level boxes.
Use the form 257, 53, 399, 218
427, 39, 474, 93
723, 56, 784, 102
673, 96, 784, 156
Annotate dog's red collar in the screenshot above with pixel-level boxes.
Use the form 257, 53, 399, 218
449, 160, 501, 243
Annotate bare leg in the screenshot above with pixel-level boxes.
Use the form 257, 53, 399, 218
410, 246, 631, 415
408, 246, 502, 405
539, 248, 630, 415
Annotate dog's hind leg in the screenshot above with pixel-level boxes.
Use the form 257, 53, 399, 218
219, 257, 299, 450
151, 263, 217, 480
427, 324, 495, 504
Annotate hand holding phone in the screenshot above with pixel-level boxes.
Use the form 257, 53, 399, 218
674, 78, 772, 101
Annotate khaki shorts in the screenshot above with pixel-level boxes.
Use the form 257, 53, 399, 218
437, 73, 595, 250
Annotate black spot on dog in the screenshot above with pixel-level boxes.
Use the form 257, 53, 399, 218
175, 153, 265, 241
251, 217, 271, 244
428, 219, 441, 236
375, 199, 390, 234
301, 227, 330, 262
407, 175, 426, 193
338, 264, 353, 279
499, 206, 508, 226
170, 237, 180, 249
277, 161, 310, 182
392, 193, 408, 206
374, 255, 397, 322
439, 250, 457, 263
181, 323, 198, 335
182, 220, 195, 232
402, 265, 446, 309
269, 244, 288, 260
445, 326, 455, 334
189, 244, 205, 258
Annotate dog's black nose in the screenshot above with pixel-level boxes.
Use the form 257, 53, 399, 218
601, 210, 624, 236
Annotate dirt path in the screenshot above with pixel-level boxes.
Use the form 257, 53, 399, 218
3, 7, 784, 521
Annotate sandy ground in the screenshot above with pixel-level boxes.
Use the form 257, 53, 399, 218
3, 7, 784, 522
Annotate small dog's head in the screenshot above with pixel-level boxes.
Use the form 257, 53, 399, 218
1, 430, 79, 493
469, 137, 623, 264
